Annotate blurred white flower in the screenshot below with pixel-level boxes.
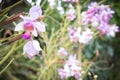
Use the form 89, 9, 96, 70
0, 0, 2, 3
107, 25, 119, 37
48, 0, 56, 9
58, 54, 82, 79
68, 27, 93, 44
57, 47, 68, 56
78, 28, 93, 44
66, 54, 79, 66
58, 64, 71, 79
68, 27, 78, 42
57, 1, 64, 14
66, 4, 76, 21
70, 64, 82, 78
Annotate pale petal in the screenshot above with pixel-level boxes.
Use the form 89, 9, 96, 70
32, 28, 38, 37
0, 0, 2, 3
29, 5, 42, 19
23, 41, 39, 58
21, 16, 32, 22
34, 22, 46, 32
32, 40, 42, 51
30, 12, 39, 20
109, 31, 115, 37
15, 22, 24, 31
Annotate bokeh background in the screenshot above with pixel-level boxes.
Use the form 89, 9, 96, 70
0, 0, 120, 80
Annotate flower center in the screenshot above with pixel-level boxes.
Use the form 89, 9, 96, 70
24, 22, 34, 32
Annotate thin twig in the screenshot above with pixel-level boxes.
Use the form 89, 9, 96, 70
0, 42, 16, 65
0, 58, 14, 75
0, 12, 25, 29
0, 34, 22, 46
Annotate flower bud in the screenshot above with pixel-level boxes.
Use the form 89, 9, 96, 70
22, 32, 31, 40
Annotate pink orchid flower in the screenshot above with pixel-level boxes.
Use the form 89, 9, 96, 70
66, 4, 76, 21
15, 5, 45, 39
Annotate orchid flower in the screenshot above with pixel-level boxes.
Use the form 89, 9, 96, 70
68, 27, 78, 42
68, 27, 93, 44
66, 4, 76, 21
58, 54, 82, 79
15, 17, 45, 37
106, 24, 119, 37
81, 2, 119, 37
66, 54, 79, 66
78, 28, 93, 44
58, 64, 71, 79
15, 5, 45, 39
48, 0, 56, 9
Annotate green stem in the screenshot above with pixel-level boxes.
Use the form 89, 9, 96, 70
41, 0, 47, 8
0, 42, 17, 65
6, 69, 19, 80
38, 58, 57, 80
77, 44, 82, 63
46, 15, 60, 25
0, 58, 14, 75
76, 0, 82, 26
82, 63, 92, 79
76, 1, 83, 63
98, 0, 107, 4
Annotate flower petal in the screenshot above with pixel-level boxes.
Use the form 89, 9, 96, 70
32, 40, 42, 51
23, 16, 33, 22
34, 22, 46, 32
23, 40, 39, 58
15, 22, 24, 31
30, 12, 39, 20
32, 28, 38, 37
29, 5, 42, 20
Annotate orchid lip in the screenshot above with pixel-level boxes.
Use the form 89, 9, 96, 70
22, 32, 31, 40
24, 22, 34, 32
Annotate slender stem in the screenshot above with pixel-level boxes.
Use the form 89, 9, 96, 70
77, 43, 82, 63
98, 0, 107, 4
82, 63, 92, 79
41, 0, 47, 8
38, 58, 57, 80
0, 34, 22, 46
46, 15, 60, 25
6, 69, 19, 80
76, 0, 82, 26
0, 12, 25, 29
0, 58, 14, 75
0, 42, 17, 65
76, 1, 83, 62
